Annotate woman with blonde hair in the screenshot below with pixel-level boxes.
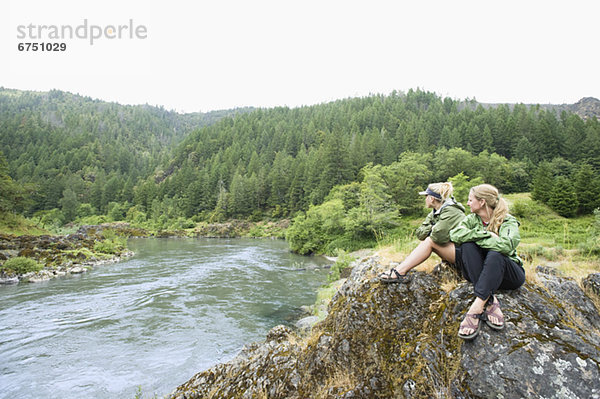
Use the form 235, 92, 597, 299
449, 184, 525, 340
379, 181, 465, 282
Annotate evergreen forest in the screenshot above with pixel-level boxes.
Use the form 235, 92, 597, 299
2, 87, 600, 250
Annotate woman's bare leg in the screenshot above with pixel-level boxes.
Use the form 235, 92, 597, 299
395, 237, 456, 275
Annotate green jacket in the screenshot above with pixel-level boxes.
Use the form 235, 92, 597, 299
415, 197, 466, 245
449, 213, 523, 266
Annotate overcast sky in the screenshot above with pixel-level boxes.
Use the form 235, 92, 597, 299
2, 0, 599, 113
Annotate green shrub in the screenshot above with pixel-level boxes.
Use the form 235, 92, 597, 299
286, 200, 346, 255
77, 215, 109, 225
171, 217, 195, 229
511, 199, 551, 219
1, 257, 43, 274
249, 210, 264, 222
77, 203, 96, 218
324, 236, 375, 256
107, 202, 127, 221
93, 229, 127, 254
35, 208, 65, 229
328, 252, 356, 282
247, 224, 267, 238
449, 172, 484, 206
94, 240, 118, 254
126, 206, 147, 225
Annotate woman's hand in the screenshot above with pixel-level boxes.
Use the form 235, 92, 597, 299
488, 231, 499, 238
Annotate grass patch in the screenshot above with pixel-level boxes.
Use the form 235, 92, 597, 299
62, 248, 96, 260
328, 252, 356, 282
505, 193, 600, 278
313, 279, 345, 320
0, 212, 49, 236
507, 193, 594, 249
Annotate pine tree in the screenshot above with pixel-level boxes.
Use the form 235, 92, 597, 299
211, 183, 229, 222
268, 152, 292, 211
583, 122, 600, 169
513, 136, 536, 162
573, 165, 600, 214
60, 188, 79, 222
563, 113, 587, 163
228, 172, 251, 217
531, 162, 554, 204
317, 129, 353, 201
548, 176, 578, 217
102, 175, 123, 211
287, 155, 307, 212
0, 150, 21, 212
184, 179, 204, 218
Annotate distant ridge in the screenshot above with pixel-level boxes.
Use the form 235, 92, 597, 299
2, 86, 597, 121
478, 97, 600, 121
568, 97, 600, 120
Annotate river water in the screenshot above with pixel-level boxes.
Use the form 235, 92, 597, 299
0, 238, 331, 399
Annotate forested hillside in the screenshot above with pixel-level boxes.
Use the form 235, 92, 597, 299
1, 88, 599, 232
158, 90, 600, 222
0, 88, 252, 224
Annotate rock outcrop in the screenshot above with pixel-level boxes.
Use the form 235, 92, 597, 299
569, 97, 600, 120
168, 256, 600, 399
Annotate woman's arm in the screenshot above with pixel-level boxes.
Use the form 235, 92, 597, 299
430, 207, 465, 244
449, 214, 490, 245
475, 216, 520, 255
415, 211, 434, 241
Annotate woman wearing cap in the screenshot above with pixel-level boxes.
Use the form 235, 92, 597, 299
378, 181, 465, 283
449, 184, 525, 340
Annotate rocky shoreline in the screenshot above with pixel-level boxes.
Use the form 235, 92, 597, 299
0, 252, 134, 284
168, 256, 600, 399
0, 227, 133, 285
78, 219, 290, 239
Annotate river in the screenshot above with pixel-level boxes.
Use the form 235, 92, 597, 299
0, 238, 331, 399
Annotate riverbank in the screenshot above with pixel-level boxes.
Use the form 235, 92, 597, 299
0, 228, 132, 284
74, 219, 290, 239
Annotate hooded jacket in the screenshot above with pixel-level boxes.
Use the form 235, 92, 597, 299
449, 213, 523, 266
415, 197, 466, 245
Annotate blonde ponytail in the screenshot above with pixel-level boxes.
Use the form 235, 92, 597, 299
427, 182, 454, 202
470, 184, 508, 234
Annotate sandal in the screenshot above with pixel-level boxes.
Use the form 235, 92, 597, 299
378, 268, 409, 284
458, 312, 483, 340
484, 296, 505, 330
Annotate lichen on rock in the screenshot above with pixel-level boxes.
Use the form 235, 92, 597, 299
167, 256, 600, 399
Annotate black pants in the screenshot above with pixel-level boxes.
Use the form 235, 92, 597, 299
455, 242, 525, 300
